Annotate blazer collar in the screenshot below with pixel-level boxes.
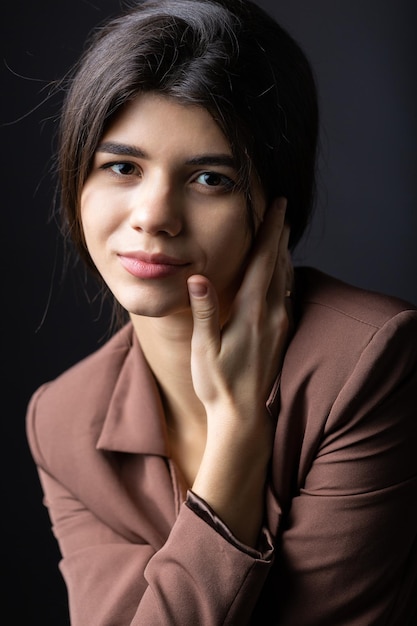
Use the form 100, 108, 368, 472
96, 329, 170, 456
96, 324, 281, 456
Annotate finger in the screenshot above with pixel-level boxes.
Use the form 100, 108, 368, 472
267, 221, 293, 323
237, 197, 287, 299
270, 221, 291, 300
187, 275, 221, 354
268, 222, 294, 337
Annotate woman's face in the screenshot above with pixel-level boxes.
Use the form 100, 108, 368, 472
81, 92, 265, 320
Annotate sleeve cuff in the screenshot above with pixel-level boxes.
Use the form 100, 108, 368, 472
185, 490, 274, 561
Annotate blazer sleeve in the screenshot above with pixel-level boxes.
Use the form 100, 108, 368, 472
27, 395, 275, 626
274, 309, 417, 625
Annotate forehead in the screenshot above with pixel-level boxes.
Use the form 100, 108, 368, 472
100, 92, 232, 157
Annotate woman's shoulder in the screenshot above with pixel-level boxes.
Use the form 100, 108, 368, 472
286, 266, 417, 399
294, 265, 417, 328
26, 323, 136, 466
36, 322, 135, 399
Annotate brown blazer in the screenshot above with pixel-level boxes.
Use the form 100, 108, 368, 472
26, 267, 417, 625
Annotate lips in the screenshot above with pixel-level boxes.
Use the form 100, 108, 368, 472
117, 251, 189, 279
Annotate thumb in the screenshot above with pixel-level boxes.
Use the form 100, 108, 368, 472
187, 275, 221, 352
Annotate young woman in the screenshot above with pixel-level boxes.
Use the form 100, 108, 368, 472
26, 0, 417, 624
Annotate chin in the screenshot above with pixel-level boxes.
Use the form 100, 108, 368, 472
122, 295, 191, 319
107, 280, 188, 317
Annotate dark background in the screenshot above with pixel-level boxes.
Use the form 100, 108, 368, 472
1, 1, 416, 623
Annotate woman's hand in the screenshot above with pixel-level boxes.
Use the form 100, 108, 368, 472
187, 197, 292, 546
187, 196, 291, 423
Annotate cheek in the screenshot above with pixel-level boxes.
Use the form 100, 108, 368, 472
202, 211, 252, 275
80, 186, 118, 246
79, 186, 97, 238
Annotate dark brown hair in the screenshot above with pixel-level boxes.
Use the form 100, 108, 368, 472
58, 0, 319, 274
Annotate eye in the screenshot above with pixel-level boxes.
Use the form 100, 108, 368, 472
195, 171, 235, 191
101, 161, 138, 176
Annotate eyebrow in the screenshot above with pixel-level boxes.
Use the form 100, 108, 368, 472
96, 141, 236, 168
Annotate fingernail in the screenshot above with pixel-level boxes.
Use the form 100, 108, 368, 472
188, 281, 208, 297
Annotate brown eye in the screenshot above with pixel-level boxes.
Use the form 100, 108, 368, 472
103, 162, 137, 176
196, 171, 235, 190
200, 172, 222, 186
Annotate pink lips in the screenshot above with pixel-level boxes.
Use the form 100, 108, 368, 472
118, 252, 189, 279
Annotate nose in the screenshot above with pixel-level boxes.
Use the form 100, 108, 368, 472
128, 176, 183, 237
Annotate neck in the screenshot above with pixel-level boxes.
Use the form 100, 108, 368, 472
130, 312, 208, 488
130, 312, 206, 429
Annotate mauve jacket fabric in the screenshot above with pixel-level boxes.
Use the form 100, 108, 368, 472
26, 267, 417, 625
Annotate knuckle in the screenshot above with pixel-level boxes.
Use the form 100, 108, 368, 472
193, 303, 217, 321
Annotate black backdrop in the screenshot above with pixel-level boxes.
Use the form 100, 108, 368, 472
1, 1, 416, 623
